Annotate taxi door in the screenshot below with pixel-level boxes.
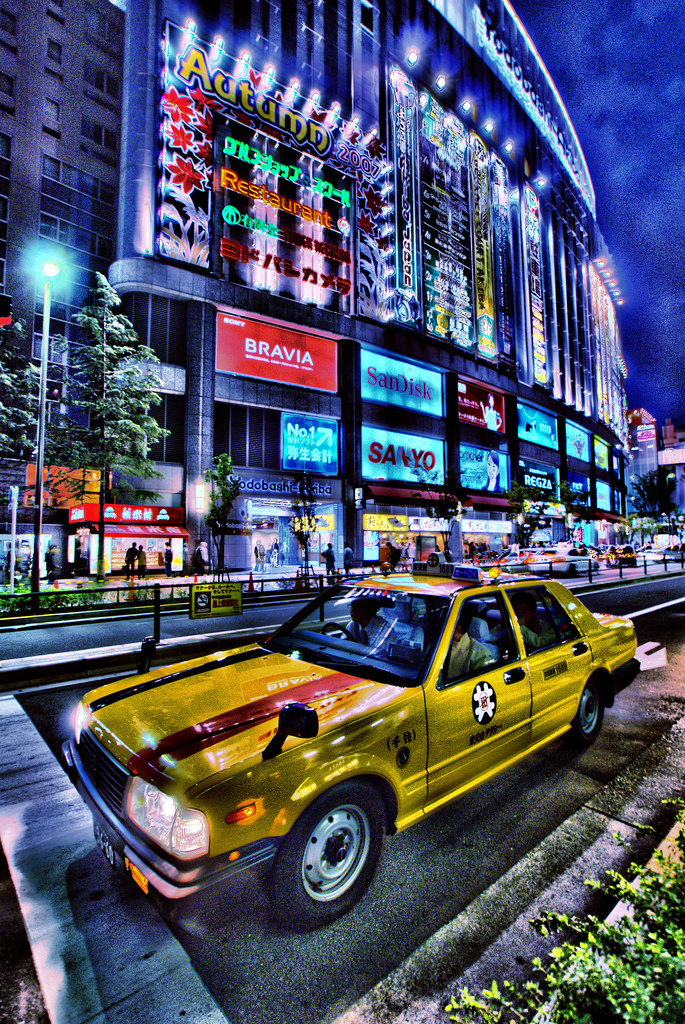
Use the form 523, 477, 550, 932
423, 592, 533, 815
504, 585, 594, 744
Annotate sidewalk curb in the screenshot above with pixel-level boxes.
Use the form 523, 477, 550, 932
330, 713, 685, 1024
0, 695, 230, 1024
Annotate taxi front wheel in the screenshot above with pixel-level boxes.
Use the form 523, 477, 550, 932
267, 781, 386, 930
570, 677, 604, 745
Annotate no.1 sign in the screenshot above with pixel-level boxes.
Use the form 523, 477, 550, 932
281, 414, 339, 475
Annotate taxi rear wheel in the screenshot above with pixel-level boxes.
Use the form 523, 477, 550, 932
570, 677, 604, 745
267, 781, 385, 930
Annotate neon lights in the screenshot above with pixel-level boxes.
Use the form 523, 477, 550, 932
491, 156, 514, 356
389, 66, 421, 328
524, 185, 547, 385
470, 135, 496, 359
222, 135, 351, 205
220, 168, 334, 227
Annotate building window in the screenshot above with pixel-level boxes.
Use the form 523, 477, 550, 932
121, 293, 186, 367
214, 403, 281, 470
84, 59, 119, 99
81, 116, 118, 152
0, 72, 13, 98
361, 0, 374, 34
0, 131, 9, 158
149, 394, 186, 464
0, 9, 16, 34
44, 98, 60, 122
85, 4, 122, 49
47, 38, 62, 63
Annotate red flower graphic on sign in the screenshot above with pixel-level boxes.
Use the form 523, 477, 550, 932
193, 109, 213, 137
357, 210, 374, 234
188, 86, 222, 116
165, 121, 195, 153
362, 185, 385, 218
195, 141, 213, 165
167, 155, 205, 193
365, 135, 385, 160
162, 86, 195, 125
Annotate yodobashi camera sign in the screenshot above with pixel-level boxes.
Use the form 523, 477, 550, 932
361, 426, 445, 483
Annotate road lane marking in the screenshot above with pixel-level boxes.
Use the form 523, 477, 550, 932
635, 642, 668, 670
624, 596, 685, 619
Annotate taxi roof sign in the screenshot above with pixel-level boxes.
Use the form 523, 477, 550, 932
412, 557, 485, 584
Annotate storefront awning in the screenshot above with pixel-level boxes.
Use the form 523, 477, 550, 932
367, 485, 471, 505
100, 524, 189, 538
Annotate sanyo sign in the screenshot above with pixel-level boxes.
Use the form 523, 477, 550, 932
361, 425, 445, 484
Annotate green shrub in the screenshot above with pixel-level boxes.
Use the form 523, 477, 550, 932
445, 808, 685, 1024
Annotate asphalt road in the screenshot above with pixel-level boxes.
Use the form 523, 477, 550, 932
10, 574, 685, 1024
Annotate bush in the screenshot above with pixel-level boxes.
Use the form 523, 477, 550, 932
445, 807, 685, 1024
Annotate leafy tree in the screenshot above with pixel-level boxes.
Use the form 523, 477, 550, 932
204, 453, 243, 578
289, 471, 319, 577
411, 467, 470, 560
503, 482, 550, 547
46, 273, 168, 581
629, 468, 675, 518
0, 319, 38, 460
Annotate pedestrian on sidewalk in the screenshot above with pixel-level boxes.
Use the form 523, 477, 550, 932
343, 541, 354, 575
124, 542, 137, 579
137, 544, 147, 580
164, 541, 173, 577
324, 542, 336, 582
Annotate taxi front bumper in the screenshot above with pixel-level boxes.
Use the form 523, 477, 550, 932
62, 738, 280, 899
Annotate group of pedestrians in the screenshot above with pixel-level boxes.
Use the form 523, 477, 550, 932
124, 542, 147, 579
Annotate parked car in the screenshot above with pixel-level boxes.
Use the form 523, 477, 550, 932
525, 548, 602, 577
63, 560, 638, 929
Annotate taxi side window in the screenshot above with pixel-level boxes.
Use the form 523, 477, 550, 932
538, 589, 580, 643
440, 594, 518, 689
508, 587, 580, 655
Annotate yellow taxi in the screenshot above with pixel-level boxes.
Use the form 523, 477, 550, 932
63, 557, 638, 929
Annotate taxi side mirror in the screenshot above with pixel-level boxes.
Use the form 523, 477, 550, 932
262, 702, 319, 760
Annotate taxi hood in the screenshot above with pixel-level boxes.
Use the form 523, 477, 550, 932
81, 645, 405, 787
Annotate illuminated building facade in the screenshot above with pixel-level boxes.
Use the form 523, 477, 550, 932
110, 0, 630, 568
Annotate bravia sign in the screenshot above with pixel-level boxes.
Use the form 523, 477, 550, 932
216, 313, 338, 392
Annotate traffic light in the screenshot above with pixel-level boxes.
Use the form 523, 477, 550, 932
46, 363, 64, 402
0, 294, 11, 326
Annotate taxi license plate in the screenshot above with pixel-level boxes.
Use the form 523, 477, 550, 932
94, 821, 115, 869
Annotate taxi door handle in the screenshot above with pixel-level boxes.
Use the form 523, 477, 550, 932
503, 667, 526, 685
572, 642, 589, 656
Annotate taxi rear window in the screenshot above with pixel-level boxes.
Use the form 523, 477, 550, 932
265, 583, 451, 685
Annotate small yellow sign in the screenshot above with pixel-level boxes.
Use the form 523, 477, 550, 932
190, 582, 243, 619
362, 513, 409, 532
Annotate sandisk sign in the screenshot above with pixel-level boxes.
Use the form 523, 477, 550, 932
216, 312, 338, 392
361, 425, 445, 484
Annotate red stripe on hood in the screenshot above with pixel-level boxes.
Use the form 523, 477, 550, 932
127, 672, 365, 781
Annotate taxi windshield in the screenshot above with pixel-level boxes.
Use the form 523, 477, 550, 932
264, 583, 451, 686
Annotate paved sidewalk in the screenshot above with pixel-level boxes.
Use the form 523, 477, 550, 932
0, 694, 229, 1024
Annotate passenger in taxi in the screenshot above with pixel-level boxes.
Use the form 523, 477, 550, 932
446, 606, 497, 682
510, 592, 557, 652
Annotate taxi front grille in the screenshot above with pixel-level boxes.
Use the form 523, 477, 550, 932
78, 728, 130, 816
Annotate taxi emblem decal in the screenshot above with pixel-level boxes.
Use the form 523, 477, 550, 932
472, 682, 497, 724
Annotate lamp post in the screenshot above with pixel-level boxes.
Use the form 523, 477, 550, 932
31, 260, 61, 600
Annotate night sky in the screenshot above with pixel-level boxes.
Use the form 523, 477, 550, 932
510, 0, 685, 428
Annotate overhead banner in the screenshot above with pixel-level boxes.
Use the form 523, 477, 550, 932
470, 135, 496, 359
458, 380, 505, 433
361, 425, 445, 484
491, 156, 514, 357
519, 458, 559, 495
459, 444, 510, 494
419, 91, 474, 346
565, 421, 591, 462
517, 402, 558, 450
389, 66, 421, 328
216, 312, 338, 392
523, 185, 547, 385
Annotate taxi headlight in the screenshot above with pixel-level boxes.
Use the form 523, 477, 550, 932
127, 777, 209, 859
74, 703, 89, 743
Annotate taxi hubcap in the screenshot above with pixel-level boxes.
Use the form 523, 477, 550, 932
579, 686, 598, 732
301, 804, 370, 901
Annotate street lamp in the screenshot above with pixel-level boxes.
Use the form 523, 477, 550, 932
31, 260, 61, 598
